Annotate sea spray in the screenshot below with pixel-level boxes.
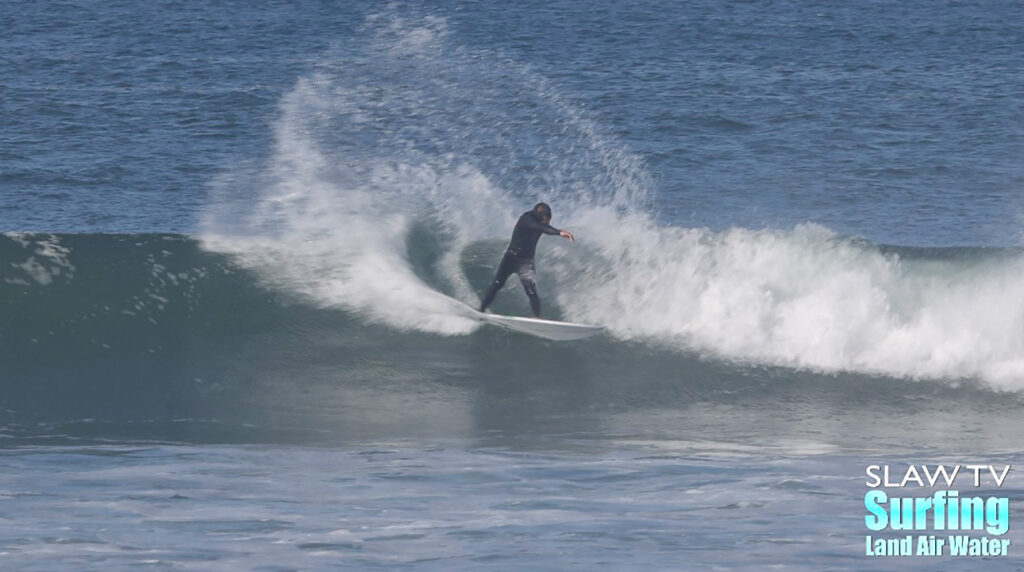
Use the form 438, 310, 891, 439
197, 11, 1024, 388
200, 10, 650, 335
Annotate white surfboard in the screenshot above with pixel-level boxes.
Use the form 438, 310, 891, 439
470, 308, 604, 341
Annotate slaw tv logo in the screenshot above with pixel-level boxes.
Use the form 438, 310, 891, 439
864, 464, 1011, 558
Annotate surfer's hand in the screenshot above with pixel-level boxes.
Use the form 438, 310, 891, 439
560, 230, 575, 242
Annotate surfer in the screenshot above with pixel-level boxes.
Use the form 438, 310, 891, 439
478, 202, 574, 318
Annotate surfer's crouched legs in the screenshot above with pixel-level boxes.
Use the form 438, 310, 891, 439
479, 252, 541, 317
479, 252, 518, 312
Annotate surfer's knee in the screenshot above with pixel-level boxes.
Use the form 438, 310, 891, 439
520, 276, 537, 296
489, 271, 508, 287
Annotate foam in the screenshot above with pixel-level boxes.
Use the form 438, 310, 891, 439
199, 11, 1024, 389
560, 214, 1024, 388
3, 233, 75, 286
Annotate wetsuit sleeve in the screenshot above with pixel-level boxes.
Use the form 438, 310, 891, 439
519, 215, 561, 235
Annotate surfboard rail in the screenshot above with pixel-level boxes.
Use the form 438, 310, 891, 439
472, 309, 604, 341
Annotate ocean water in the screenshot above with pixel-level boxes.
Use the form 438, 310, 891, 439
2, 1, 1023, 569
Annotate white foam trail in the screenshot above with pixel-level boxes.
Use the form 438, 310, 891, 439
558, 211, 1024, 388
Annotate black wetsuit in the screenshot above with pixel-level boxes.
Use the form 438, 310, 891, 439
479, 210, 562, 317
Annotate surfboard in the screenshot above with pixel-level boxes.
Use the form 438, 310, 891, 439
470, 308, 604, 341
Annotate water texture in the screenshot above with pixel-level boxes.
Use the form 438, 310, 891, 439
2, 1, 1023, 569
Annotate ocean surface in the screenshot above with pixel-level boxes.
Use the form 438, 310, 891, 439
2, 1, 1024, 569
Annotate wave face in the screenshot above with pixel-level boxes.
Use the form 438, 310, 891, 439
194, 12, 1024, 390
0, 233, 274, 429
2, 231, 1023, 450
4, 231, 1023, 390
5, 11, 1024, 446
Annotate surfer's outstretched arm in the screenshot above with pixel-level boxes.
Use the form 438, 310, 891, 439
520, 214, 575, 242
520, 215, 561, 235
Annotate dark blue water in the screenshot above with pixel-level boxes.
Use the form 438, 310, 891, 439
4, 1, 1021, 244
2, 1, 1023, 569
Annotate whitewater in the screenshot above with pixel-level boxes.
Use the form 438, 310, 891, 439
3, 2, 1023, 570
194, 12, 1024, 389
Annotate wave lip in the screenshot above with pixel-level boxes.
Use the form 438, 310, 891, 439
564, 219, 1024, 388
